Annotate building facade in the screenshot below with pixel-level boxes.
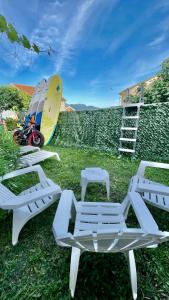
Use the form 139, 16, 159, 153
119, 75, 158, 105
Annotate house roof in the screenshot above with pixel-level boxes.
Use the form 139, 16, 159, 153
65, 106, 75, 112
11, 83, 75, 111
12, 84, 35, 96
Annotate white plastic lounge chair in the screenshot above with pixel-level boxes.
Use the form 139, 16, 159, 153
20, 145, 40, 155
19, 150, 60, 167
53, 190, 169, 299
129, 161, 169, 212
0, 165, 61, 245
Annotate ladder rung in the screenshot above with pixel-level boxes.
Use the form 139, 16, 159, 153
123, 103, 143, 107
120, 138, 136, 142
118, 148, 135, 153
122, 116, 139, 119
121, 127, 137, 131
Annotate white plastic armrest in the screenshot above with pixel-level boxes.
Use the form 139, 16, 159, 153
0, 165, 47, 185
137, 160, 169, 177
137, 182, 169, 196
128, 175, 139, 193
53, 190, 77, 239
51, 152, 60, 161
55, 152, 60, 161
128, 192, 159, 233
0, 185, 61, 209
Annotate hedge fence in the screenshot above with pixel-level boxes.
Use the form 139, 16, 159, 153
55, 102, 169, 161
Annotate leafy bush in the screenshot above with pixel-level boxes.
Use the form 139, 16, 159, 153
0, 86, 30, 111
144, 78, 169, 104
126, 94, 140, 103
143, 58, 169, 104
0, 128, 19, 220
5, 118, 17, 131
124, 58, 169, 105
0, 129, 19, 176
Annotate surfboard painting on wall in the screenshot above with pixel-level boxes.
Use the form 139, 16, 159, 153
40, 75, 62, 145
35, 79, 48, 128
25, 79, 47, 127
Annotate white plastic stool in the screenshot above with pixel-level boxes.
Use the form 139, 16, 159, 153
80, 167, 110, 201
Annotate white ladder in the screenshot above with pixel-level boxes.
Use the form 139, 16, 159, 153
118, 103, 143, 157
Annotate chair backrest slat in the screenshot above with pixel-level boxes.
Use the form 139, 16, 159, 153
54, 190, 169, 254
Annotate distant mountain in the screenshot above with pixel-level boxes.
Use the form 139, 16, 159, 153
67, 103, 99, 111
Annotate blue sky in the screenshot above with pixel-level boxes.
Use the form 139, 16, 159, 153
0, 0, 169, 107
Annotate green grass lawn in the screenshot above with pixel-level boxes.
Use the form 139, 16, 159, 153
0, 146, 169, 300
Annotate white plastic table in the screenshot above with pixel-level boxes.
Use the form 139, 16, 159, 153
80, 167, 110, 201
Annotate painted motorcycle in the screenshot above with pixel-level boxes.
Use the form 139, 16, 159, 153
13, 123, 44, 147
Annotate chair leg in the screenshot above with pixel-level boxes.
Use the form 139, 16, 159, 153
125, 250, 137, 300
81, 182, 87, 201
105, 179, 110, 200
12, 210, 27, 246
69, 247, 81, 298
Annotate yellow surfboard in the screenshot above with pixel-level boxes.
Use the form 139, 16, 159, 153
40, 75, 62, 145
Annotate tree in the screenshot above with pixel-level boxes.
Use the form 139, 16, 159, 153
159, 58, 169, 82
144, 58, 169, 104
144, 79, 169, 104
0, 15, 55, 55
0, 15, 40, 53
0, 86, 30, 111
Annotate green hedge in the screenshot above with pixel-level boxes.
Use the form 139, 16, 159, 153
56, 108, 122, 154
136, 103, 169, 160
55, 102, 169, 160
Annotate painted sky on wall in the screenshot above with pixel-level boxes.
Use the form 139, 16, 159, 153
0, 0, 169, 107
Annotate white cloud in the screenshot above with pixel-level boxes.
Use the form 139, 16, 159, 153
0, 0, 95, 75
55, 0, 119, 72
108, 18, 142, 54
52, 0, 62, 7
108, 3, 168, 54
89, 78, 114, 91
147, 16, 169, 47
30, 0, 119, 73
89, 47, 169, 103
148, 34, 166, 47
55, 0, 97, 72
118, 49, 169, 91
30, 0, 101, 73
0, 0, 119, 76
0, 35, 34, 76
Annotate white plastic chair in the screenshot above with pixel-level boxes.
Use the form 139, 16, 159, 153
20, 145, 40, 155
130, 161, 169, 212
0, 165, 61, 245
19, 150, 60, 167
53, 190, 169, 299
80, 167, 110, 201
